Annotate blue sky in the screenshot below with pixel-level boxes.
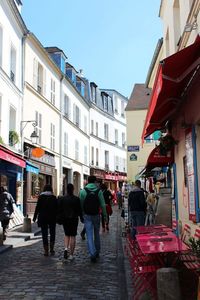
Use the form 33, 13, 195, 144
22, 1, 162, 98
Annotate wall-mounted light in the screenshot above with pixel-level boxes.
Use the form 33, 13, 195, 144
20, 120, 39, 145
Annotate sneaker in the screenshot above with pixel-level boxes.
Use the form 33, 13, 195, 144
64, 249, 69, 259
68, 255, 74, 261
95, 253, 100, 259
90, 256, 97, 263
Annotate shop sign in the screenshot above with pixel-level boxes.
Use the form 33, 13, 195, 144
185, 127, 197, 222
127, 145, 140, 152
0, 149, 26, 168
130, 153, 137, 161
104, 174, 117, 181
31, 152, 55, 166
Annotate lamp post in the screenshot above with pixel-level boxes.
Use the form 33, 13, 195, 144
20, 120, 39, 215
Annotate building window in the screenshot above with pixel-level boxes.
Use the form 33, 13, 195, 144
115, 129, 118, 145
9, 105, 16, 131
84, 145, 87, 165
64, 95, 70, 118
115, 156, 119, 170
91, 120, 94, 134
96, 122, 98, 137
104, 123, 109, 141
105, 151, 109, 170
0, 25, 3, 67
91, 84, 97, 103
122, 132, 126, 147
91, 146, 94, 165
73, 104, 80, 127
50, 123, 55, 151
64, 132, 68, 156
96, 148, 99, 166
84, 116, 87, 134
35, 111, 42, 144
114, 96, 118, 113
102, 93, 108, 111
10, 45, 16, 83
75, 139, 79, 160
33, 58, 46, 96
121, 101, 125, 117
50, 78, 55, 105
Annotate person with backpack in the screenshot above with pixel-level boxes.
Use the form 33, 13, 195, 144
0, 186, 14, 241
79, 175, 107, 263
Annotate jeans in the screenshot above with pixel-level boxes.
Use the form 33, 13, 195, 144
41, 222, 56, 246
84, 214, 100, 257
129, 211, 145, 239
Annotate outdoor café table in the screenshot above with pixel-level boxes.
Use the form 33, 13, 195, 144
136, 224, 172, 235
136, 231, 189, 267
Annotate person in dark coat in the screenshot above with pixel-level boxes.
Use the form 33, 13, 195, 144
100, 183, 113, 232
0, 186, 14, 240
33, 184, 57, 256
58, 183, 83, 261
128, 180, 147, 239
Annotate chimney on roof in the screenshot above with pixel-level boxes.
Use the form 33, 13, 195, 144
79, 69, 84, 77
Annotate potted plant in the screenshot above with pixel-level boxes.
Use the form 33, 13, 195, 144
158, 134, 178, 156
9, 130, 20, 146
0, 136, 4, 144
188, 237, 200, 258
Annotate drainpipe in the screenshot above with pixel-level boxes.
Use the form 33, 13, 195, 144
20, 32, 28, 215
59, 75, 64, 195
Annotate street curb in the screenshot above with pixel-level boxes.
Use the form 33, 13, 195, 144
0, 226, 41, 255
0, 244, 13, 254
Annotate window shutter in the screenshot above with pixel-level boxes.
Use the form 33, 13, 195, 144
33, 58, 38, 89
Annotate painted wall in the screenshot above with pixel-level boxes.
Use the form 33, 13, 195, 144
126, 109, 155, 182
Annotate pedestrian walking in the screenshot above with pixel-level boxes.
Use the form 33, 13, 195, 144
79, 175, 107, 263
0, 186, 14, 241
100, 183, 113, 232
58, 183, 83, 261
128, 180, 147, 239
116, 188, 123, 209
33, 184, 57, 256
145, 192, 157, 225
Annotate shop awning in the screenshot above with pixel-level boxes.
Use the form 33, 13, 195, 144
146, 146, 174, 167
26, 161, 39, 174
142, 35, 200, 142
0, 145, 26, 168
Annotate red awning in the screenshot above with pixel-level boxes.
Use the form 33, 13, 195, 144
142, 35, 200, 141
146, 146, 174, 168
0, 145, 26, 168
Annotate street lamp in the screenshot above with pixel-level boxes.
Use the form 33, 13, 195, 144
20, 120, 39, 215
20, 120, 39, 145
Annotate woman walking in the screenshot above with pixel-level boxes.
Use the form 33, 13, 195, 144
58, 183, 83, 261
0, 186, 14, 241
33, 184, 57, 256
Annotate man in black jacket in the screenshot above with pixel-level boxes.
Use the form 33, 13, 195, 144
128, 180, 147, 239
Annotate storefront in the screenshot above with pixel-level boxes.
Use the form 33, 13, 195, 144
24, 144, 56, 215
142, 36, 200, 234
0, 145, 26, 207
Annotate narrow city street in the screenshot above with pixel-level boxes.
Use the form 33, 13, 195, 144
0, 207, 132, 300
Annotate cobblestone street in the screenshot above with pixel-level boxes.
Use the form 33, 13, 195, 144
0, 207, 132, 300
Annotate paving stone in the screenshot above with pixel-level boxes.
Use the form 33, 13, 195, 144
0, 207, 133, 299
